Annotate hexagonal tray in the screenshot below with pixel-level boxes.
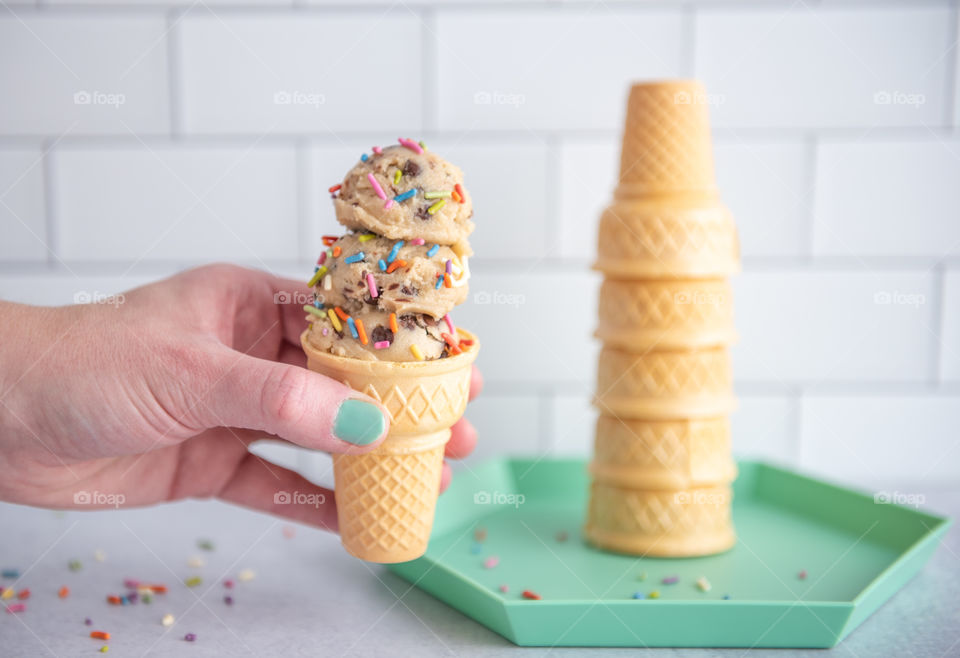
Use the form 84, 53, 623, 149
387, 459, 949, 648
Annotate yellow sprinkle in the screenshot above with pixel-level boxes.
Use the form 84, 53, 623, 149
358, 233, 375, 243
161, 613, 175, 627
307, 266, 327, 288
1, 588, 14, 600
237, 569, 256, 582
100, 647, 109, 653
410, 345, 424, 361
427, 199, 446, 214
327, 308, 342, 332
323, 274, 332, 291
419, 140, 427, 150
187, 556, 205, 568
648, 590, 660, 599
185, 576, 202, 588
94, 549, 106, 562
696, 576, 712, 592
393, 169, 402, 185
304, 305, 324, 318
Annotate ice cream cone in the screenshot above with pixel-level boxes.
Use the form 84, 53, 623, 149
301, 329, 479, 563
596, 277, 735, 350
595, 345, 735, 420
584, 482, 735, 557
617, 80, 717, 199
591, 414, 736, 490
594, 199, 739, 278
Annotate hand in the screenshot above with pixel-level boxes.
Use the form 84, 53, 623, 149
0, 264, 482, 531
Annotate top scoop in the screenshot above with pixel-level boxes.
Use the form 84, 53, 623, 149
304, 139, 474, 362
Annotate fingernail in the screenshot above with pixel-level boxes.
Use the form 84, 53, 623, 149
333, 399, 386, 445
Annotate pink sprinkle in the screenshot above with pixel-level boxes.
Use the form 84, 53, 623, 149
444, 314, 455, 334
6, 603, 26, 613
366, 273, 378, 298
398, 138, 423, 154
372, 146, 382, 155
322, 327, 329, 336
374, 341, 390, 349
223, 580, 234, 589
410, 238, 425, 246
367, 173, 387, 200
123, 579, 140, 589
499, 584, 509, 593
317, 252, 326, 266
484, 556, 499, 569
798, 570, 808, 580
384, 199, 395, 210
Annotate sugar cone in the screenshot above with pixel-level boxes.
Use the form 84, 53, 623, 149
617, 80, 717, 199
301, 329, 478, 563
591, 415, 736, 490
596, 277, 735, 350
584, 482, 735, 557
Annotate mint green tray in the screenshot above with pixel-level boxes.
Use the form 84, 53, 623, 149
387, 459, 948, 648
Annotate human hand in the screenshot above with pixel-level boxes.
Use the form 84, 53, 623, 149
0, 264, 482, 531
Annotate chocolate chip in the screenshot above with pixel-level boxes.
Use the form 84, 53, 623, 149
402, 160, 420, 177
416, 206, 432, 221
423, 316, 437, 327
388, 283, 400, 291
401, 285, 419, 296
364, 294, 379, 306
371, 326, 393, 345
343, 287, 354, 294
395, 298, 411, 302
399, 314, 417, 330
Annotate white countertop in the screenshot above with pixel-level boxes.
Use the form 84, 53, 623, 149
0, 489, 956, 657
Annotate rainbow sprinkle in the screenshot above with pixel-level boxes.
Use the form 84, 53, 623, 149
386, 259, 406, 274
445, 259, 452, 274
346, 317, 359, 339
360, 153, 368, 162
398, 137, 423, 154
334, 307, 349, 321
366, 273, 378, 298
423, 191, 450, 199
372, 146, 382, 155
367, 173, 387, 200
344, 252, 365, 264
307, 266, 327, 288
355, 318, 368, 345
484, 556, 499, 569
394, 189, 416, 202
327, 184, 341, 194
410, 345, 424, 361
358, 234, 375, 243
389, 313, 399, 334
455, 183, 465, 203
323, 274, 332, 291
387, 241, 404, 263
427, 199, 446, 214
384, 199, 394, 210
696, 577, 711, 592
303, 305, 325, 318
317, 252, 326, 265
410, 238, 425, 246
374, 340, 390, 349
327, 308, 342, 332
444, 314, 455, 334
662, 576, 679, 585
378, 259, 387, 271
426, 244, 439, 258
435, 274, 443, 289
393, 169, 402, 185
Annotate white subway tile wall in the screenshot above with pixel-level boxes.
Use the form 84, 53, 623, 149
1, 2, 958, 488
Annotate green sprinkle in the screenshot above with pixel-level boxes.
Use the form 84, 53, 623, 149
68, 560, 82, 572
637, 572, 647, 581
427, 199, 446, 214
423, 191, 451, 199
197, 539, 215, 551
303, 305, 325, 318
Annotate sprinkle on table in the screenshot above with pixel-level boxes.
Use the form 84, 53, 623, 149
722, 594, 731, 600
1, 589, 13, 601
499, 585, 509, 593
648, 590, 660, 599
5, 603, 26, 613
637, 572, 647, 582
426, 244, 439, 258
344, 251, 365, 264
94, 550, 106, 563
184, 633, 197, 642
427, 199, 446, 214
355, 318, 368, 345
224, 595, 234, 605
161, 613, 175, 627
68, 560, 82, 572
90, 631, 110, 641
474, 527, 487, 542
696, 577, 712, 592
394, 189, 416, 203
327, 309, 342, 332
555, 530, 568, 542
632, 592, 644, 600
662, 576, 679, 585
17, 589, 30, 600
410, 345, 425, 361
483, 556, 499, 569
85, 618, 93, 626
389, 313, 399, 334
1, 569, 20, 579
387, 240, 404, 263
367, 173, 387, 200
522, 590, 541, 601
100, 647, 109, 653
107, 596, 122, 605
470, 543, 482, 555
237, 569, 256, 583
58, 586, 69, 599
366, 273, 378, 298
398, 137, 423, 154
185, 576, 202, 588
798, 569, 808, 580
148, 585, 168, 594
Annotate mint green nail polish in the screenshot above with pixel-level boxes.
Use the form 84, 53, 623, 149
333, 399, 386, 445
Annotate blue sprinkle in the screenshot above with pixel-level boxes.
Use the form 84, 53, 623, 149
394, 189, 416, 202
469, 543, 482, 555
426, 244, 440, 258
344, 252, 365, 264
346, 317, 358, 339
435, 275, 443, 290
632, 592, 644, 599
313, 299, 322, 309
1, 569, 20, 579
378, 259, 387, 271
722, 594, 731, 600
361, 153, 368, 162
387, 241, 404, 264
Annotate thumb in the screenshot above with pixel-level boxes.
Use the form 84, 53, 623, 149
199, 346, 389, 453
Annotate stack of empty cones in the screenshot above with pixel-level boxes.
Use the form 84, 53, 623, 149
584, 80, 740, 557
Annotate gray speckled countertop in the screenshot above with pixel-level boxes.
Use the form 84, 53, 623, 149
0, 489, 957, 657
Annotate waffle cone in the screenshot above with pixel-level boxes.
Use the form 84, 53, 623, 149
584, 482, 735, 557
591, 414, 736, 490
594, 200, 739, 278
301, 329, 478, 563
596, 277, 735, 350
595, 345, 735, 420
617, 80, 717, 199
